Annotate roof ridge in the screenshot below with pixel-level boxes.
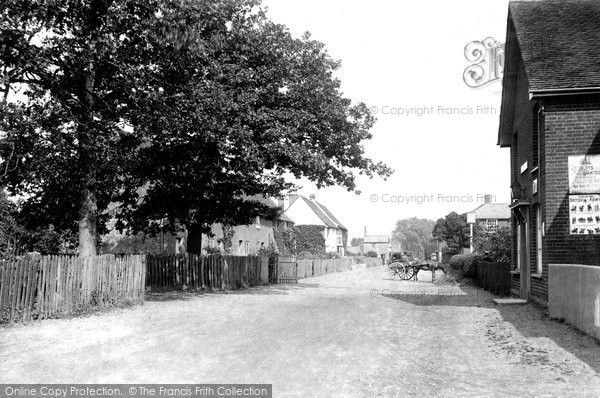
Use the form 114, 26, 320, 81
309, 197, 339, 228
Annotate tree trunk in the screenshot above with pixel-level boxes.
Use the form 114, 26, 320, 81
187, 224, 203, 254
77, 62, 97, 257
78, 178, 97, 257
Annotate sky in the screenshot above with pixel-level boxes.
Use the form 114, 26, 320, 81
262, 0, 512, 241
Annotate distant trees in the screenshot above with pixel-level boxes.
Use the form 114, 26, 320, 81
392, 217, 436, 258
350, 237, 364, 246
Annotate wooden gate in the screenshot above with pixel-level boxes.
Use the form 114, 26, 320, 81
277, 258, 298, 284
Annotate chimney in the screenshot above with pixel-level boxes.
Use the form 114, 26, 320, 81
364, 226, 367, 237
277, 196, 289, 211
484, 194, 494, 204
309, 194, 316, 200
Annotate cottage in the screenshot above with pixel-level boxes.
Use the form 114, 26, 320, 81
362, 228, 391, 258
467, 198, 511, 233
281, 194, 348, 255
498, 0, 600, 337
199, 196, 294, 255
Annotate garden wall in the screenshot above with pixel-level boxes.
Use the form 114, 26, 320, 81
549, 264, 600, 340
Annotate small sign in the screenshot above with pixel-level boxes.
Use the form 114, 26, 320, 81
532, 178, 538, 194
569, 155, 600, 194
521, 161, 528, 174
569, 194, 600, 235
467, 213, 475, 224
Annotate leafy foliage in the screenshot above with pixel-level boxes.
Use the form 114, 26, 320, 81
293, 225, 325, 255
273, 227, 295, 257
392, 217, 436, 258
432, 212, 470, 252
473, 226, 512, 263
350, 237, 363, 246
0, 0, 391, 255
449, 252, 483, 278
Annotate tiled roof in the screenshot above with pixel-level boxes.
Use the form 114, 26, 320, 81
470, 203, 511, 220
243, 195, 293, 223
300, 196, 347, 231
509, 0, 600, 91
364, 235, 390, 244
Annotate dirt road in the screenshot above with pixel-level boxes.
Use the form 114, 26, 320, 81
1, 266, 600, 397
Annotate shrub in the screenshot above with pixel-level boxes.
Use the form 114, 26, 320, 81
441, 247, 460, 264
449, 252, 484, 278
365, 250, 378, 258
297, 250, 313, 259
473, 226, 511, 263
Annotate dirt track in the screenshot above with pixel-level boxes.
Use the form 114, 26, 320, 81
1, 266, 600, 397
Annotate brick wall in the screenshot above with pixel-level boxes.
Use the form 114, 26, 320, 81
543, 99, 600, 273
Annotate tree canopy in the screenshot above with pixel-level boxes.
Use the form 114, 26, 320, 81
432, 212, 470, 252
391, 217, 436, 258
0, 0, 391, 255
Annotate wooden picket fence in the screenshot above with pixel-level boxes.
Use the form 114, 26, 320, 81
146, 254, 266, 290
0, 254, 145, 323
477, 261, 511, 297
291, 257, 361, 279
358, 256, 384, 268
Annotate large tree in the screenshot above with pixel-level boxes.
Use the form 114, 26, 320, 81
1, 0, 167, 255
1, 0, 391, 255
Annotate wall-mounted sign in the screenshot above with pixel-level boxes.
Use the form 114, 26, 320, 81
532, 178, 538, 194
569, 155, 600, 194
521, 161, 528, 174
569, 194, 600, 235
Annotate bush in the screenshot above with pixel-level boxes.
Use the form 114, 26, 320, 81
449, 252, 484, 278
365, 250, 378, 258
441, 247, 460, 264
473, 226, 511, 263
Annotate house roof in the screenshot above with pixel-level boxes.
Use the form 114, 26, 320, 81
498, 0, 600, 146
364, 235, 390, 244
469, 203, 511, 220
509, 0, 600, 92
244, 195, 294, 223
292, 196, 347, 231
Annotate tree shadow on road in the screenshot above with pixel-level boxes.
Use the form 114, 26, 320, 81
146, 282, 320, 301
381, 286, 600, 374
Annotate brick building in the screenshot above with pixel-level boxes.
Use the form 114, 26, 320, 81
498, 0, 600, 311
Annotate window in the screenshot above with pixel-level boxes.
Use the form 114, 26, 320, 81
480, 219, 498, 232
535, 206, 543, 274
238, 240, 244, 255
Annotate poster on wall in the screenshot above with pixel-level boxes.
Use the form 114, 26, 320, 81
568, 155, 600, 193
569, 194, 600, 235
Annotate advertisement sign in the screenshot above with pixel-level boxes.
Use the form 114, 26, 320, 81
568, 155, 600, 193
569, 194, 600, 235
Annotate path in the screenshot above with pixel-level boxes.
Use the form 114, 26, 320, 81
1, 266, 600, 397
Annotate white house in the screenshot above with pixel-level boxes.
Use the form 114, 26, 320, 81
280, 194, 347, 255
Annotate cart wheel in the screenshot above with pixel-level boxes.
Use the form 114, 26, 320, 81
388, 262, 402, 279
399, 265, 415, 280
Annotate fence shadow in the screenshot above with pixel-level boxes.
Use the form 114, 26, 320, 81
146, 281, 321, 301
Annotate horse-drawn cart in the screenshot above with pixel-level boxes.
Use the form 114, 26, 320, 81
388, 251, 443, 281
